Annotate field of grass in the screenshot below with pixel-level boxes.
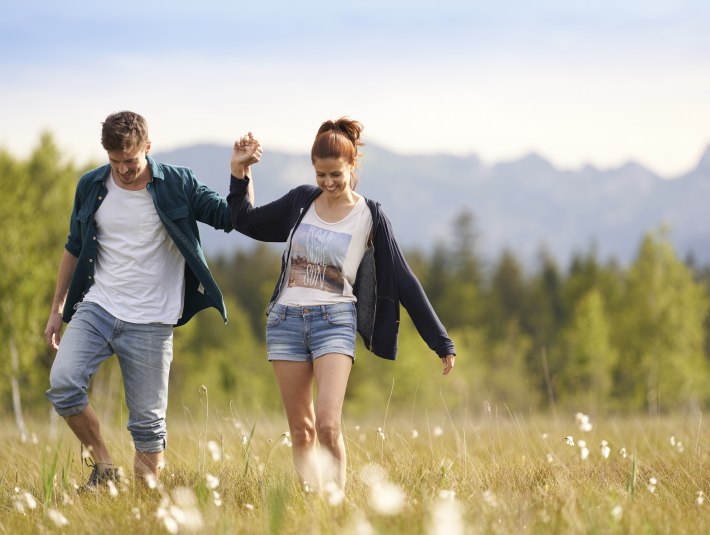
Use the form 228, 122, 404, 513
1, 406, 709, 534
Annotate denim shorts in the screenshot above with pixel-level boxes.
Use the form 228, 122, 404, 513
46, 302, 173, 453
266, 302, 357, 362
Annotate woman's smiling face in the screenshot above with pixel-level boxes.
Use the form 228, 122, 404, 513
313, 157, 353, 198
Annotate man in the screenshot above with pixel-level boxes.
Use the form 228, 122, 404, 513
44, 111, 232, 488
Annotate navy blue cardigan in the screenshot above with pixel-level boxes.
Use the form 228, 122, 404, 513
228, 177, 455, 361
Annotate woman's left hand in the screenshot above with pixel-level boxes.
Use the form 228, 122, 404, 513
441, 354, 455, 375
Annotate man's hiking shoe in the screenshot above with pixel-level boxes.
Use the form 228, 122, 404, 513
80, 463, 119, 492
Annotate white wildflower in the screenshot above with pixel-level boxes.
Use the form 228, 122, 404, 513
580, 445, 590, 461
171, 487, 204, 531
144, 473, 158, 490
354, 425, 361, 431
377, 427, 386, 440
541, 432, 549, 440
611, 504, 623, 521
280, 432, 292, 448
697, 491, 705, 506
107, 480, 119, 498
205, 473, 220, 490
433, 426, 444, 438
47, 508, 70, 527
676, 441, 685, 453
648, 477, 657, 493
411, 429, 419, 439
370, 481, 406, 516
132, 507, 141, 520
325, 481, 345, 506
575, 412, 593, 432
213, 490, 222, 507
546, 453, 554, 464
670, 435, 676, 447
428, 492, 464, 535
162, 515, 179, 534
13, 498, 25, 514
207, 440, 222, 461
482, 489, 498, 508
244, 503, 254, 511
23, 492, 37, 510
600, 440, 611, 459
565, 436, 575, 446
620, 447, 627, 459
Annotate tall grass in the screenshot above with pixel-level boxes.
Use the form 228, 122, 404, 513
1, 406, 708, 534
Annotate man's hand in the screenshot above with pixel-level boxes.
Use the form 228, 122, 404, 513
44, 311, 64, 350
231, 132, 262, 178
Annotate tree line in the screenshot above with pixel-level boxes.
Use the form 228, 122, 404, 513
1, 135, 709, 425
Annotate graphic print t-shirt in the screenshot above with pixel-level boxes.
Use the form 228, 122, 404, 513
277, 196, 373, 306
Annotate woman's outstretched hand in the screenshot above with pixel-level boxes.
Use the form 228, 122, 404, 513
441, 354, 455, 375
231, 132, 262, 178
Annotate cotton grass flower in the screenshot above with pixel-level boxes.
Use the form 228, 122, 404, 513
369, 481, 406, 516
482, 489, 498, 508
647, 477, 658, 493
107, 480, 119, 498
600, 440, 611, 459
212, 491, 223, 507
577, 439, 589, 460
546, 453, 554, 464
205, 473, 219, 490
611, 505, 623, 521
575, 412, 593, 432
376, 427, 386, 440
428, 490, 464, 535
280, 432, 292, 448
207, 440, 222, 461
411, 429, 419, 439
433, 425, 444, 438
47, 508, 70, 527
324, 481, 345, 506
565, 436, 575, 446
243, 503, 254, 511
697, 491, 705, 505
620, 447, 627, 459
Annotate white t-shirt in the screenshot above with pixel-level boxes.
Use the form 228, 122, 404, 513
278, 196, 373, 306
83, 175, 186, 324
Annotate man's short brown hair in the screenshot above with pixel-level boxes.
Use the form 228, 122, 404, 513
101, 111, 149, 152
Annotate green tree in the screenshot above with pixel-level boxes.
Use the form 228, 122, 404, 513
0, 134, 81, 428
613, 232, 710, 412
553, 289, 617, 410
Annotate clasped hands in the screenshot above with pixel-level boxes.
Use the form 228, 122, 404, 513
231, 132, 263, 178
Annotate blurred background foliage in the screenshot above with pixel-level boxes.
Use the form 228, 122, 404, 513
1, 135, 709, 430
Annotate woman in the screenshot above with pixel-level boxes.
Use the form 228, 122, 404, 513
228, 119, 456, 491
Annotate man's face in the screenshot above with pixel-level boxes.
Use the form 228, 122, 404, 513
107, 142, 151, 188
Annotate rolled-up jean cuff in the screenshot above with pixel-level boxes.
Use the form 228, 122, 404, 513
134, 437, 166, 453
52, 401, 89, 418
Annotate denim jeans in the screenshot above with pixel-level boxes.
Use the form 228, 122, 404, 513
266, 302, 357, 361
46, 302, 173, 453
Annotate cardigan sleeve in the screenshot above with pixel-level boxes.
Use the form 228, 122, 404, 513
227, 176, 302, 242
380, 210, 457, 358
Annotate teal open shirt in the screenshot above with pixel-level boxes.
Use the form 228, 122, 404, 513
63, 156, 232, 326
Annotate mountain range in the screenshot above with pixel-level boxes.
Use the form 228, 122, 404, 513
153, 143, 710, 268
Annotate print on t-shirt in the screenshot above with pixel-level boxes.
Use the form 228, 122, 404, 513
288, 223, 351, 294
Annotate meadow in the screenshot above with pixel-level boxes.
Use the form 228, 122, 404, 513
1, 404, 708, 535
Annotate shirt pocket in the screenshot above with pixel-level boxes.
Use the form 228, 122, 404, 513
138, 213, 164, 245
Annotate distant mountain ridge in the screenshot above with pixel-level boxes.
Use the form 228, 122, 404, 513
153, 143, 710, 267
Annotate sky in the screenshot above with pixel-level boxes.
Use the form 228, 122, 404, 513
1, 0, 709, 178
